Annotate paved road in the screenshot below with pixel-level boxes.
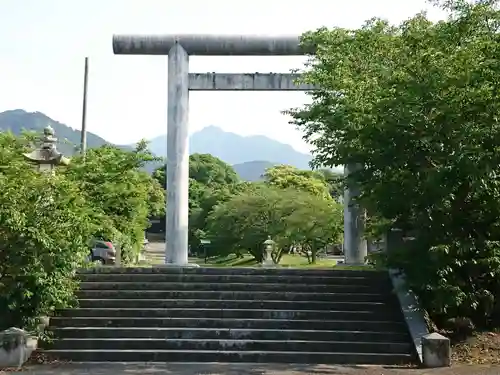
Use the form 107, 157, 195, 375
146, 240, 165, 253
5, 363, 500, 375
143, 240, 165, 264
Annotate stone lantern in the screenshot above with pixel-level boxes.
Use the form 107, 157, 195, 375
23, 125, 70, 174
262, 236, 275, 267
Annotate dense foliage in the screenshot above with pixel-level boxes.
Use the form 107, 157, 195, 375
290, 0, 500, 327
154, 156, 343, 263
207, 184, 343, 263
0, 133, 93, 331
0, 133, 164, 331
0, 133, 339, 333
154, 153, 241, 251
263, 165, 332, 200
65, 141, 165, 263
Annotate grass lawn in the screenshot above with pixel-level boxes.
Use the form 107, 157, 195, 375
190, 253, 334, 268
188, 253, 374, 269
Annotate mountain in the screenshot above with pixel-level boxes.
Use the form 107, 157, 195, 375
147, 126, 312, 170
232, 161, 276, 182
0, 110, 312, 179
0, 109, 112, 155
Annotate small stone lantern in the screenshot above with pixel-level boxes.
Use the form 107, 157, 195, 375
23, 125, 70, 174
262, 236, 275, 267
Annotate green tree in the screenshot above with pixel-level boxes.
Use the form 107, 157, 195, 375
206, 185, 343, 263
264, 165, 332, 200
154, 154, 240, 253
65, 141, 165, 263
289, 1, 500, 326
0, 132, 94, 331
206, 185, 286, 261
189, 153, 239, 185
154, 153, 239, 187
284, 194, 344, 263
188, 180, 236, 253
317, 168, 344, 200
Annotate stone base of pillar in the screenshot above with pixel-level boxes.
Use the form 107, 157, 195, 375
339, 259, 367, 266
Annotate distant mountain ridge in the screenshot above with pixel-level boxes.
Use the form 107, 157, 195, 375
232, 161, 276, 182
146, 125, 312, 170
0, 109, 111, 156
0, 110, 312, 180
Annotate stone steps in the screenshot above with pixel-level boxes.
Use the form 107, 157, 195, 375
42, 267, 416, 364
76, 298, 395, 311
49, 316, 406, 331
78, 282, 382, 293
78, 273, 377, 285
57, 307, 401, 321
76, 290, 389, 302
76, 267, 381, 276
46, 338, 412, 353
50, 327, 410, 342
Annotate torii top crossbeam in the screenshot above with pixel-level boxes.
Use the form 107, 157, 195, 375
112, 34, 310, 56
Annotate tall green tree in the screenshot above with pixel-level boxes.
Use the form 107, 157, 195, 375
206, 185, 343, 263
317, 169, 344, 200
283, 193, 343, 263
65, 141, 165, 262
290, 0, 500, 326
154, 153, 239, 188
206, 185, 286, 261
189, 153, 240, 185
264, 165, 332, 200
0, 132, 94, 331
153, 154, 240, 251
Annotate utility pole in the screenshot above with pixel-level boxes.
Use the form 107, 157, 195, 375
80, 57, 89, 157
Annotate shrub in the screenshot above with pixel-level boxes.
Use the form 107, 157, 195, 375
0, 133, 93, 331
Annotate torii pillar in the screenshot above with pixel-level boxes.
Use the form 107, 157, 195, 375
112, 34, 367, 266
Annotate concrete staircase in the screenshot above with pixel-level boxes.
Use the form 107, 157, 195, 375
43, 267, 416, 364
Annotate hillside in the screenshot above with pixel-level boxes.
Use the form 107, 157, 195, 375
147, 125, 312, 170
0, 110, 312, 180
232, 161, 276, 181
0, 109, 110, 155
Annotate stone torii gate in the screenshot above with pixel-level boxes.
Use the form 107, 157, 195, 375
112, 34, 367, 266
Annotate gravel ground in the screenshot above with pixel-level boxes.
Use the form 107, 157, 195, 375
4, 363, 500, 375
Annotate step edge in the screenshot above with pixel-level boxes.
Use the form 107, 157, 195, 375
78, 298, 387, 305
48, 338, 413, 345
50, 327, 410, 334
50, 317, 405, 323
79, 283, 389, 286
60, 308, 394, 313
77, 291, 388, 295
41, 349, 413, 356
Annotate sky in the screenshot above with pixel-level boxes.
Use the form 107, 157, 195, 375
0, 0, 446, 153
